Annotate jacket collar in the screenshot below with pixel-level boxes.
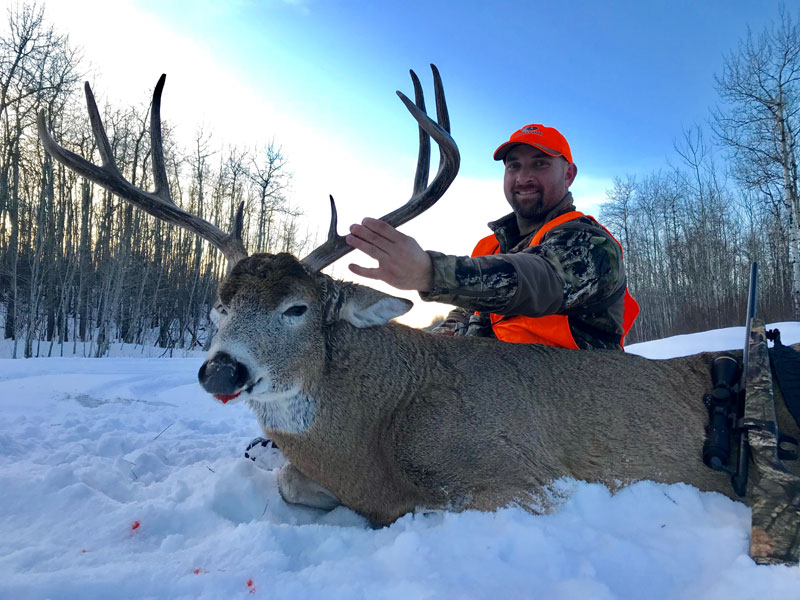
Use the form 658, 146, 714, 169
487, 192, 576, 253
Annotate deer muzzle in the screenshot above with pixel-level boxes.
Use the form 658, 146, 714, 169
198, 351, 251, 403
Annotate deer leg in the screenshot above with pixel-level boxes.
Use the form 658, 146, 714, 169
276, 462, 342, 511
244, 437, 286, 471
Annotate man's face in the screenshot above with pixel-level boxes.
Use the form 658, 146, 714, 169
503, 144, 577, 227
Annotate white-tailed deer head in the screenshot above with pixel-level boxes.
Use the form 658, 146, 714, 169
198, 253, 413, 413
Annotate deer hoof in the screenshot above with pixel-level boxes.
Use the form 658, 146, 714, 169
244, 437, 286, 471
277, 463, 341, 511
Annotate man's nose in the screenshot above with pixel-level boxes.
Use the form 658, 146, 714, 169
516, 167, 536, 184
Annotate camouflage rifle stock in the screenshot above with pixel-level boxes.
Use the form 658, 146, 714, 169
739, 263, 800, 564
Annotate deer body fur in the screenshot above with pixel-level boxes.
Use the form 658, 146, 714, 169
203, 254, 799, 526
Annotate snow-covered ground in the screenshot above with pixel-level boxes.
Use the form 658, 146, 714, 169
1, 323, 799, 600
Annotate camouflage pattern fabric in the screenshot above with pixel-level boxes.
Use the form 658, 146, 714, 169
430, 306, 472, 337
431, 307, 495, 338
421, 194, 627, 350
745, 320, 800, 565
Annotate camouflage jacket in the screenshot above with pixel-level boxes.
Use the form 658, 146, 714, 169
420, 193, 628, 350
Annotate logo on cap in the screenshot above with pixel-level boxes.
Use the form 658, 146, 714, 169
518, 125, 543, 136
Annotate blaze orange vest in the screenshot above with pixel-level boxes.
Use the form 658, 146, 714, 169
471, 210, 640, 349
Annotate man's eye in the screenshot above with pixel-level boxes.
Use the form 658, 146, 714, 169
283, 305, 307, 317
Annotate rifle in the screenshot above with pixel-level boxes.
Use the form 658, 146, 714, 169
730, 262, 759, 496
701, 263, 755, 496
737, 262, 800, 565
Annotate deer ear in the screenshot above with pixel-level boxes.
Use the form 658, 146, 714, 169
335, 283, 413, 327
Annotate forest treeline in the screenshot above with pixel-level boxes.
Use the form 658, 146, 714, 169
601, 9, 799, 343
602, 130, 794, 343
1, 4, 798, 355
0, 4, 306, 357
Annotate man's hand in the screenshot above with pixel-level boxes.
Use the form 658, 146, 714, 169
346, 218, 433, 292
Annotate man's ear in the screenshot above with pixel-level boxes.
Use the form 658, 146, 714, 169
328, 282, 413, 327
565, 161, 578, 188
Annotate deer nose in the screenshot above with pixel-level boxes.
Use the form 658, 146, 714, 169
198, 352, 251, 395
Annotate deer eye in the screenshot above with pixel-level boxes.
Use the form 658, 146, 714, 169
283, 305, 308, 317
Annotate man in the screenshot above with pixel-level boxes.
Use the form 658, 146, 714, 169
345, 124, 639, 350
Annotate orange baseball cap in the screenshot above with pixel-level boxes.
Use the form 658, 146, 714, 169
493, 124, 573, 163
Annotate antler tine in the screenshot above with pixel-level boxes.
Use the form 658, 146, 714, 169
301, 195, 344, 270
379, 64, 459, 226
325, 195, 339, 239
430, 63, 452, 173
37, 76, 248, 268
301, 65, 460, 272
150, 74, 171, 200
233, 201, 245, 242
84, 81, 120, 174
410, 69, 431, 197
430, 64, 451, 135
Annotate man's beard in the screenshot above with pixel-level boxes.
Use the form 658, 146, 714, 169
509, 195, 548, 221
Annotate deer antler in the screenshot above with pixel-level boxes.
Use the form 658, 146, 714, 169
37, 74, 248, 267
301, 64, 460, 272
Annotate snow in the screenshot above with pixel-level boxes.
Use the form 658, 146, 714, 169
626, 321, 800, 359
1, 324, 799, 599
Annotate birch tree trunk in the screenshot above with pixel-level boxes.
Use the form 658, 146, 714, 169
713, 8, 800, 319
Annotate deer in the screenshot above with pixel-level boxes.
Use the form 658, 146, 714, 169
38, 66, 800, 562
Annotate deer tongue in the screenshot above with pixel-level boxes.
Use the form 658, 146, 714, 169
215, 392, 241, 404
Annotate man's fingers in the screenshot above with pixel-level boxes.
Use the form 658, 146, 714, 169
345, 218, 431, 291
348, 263, 382, 280
345, 233, 390, 260
348, 221, 400, 250
359, 217, 405, 242
348, 223, 385, 246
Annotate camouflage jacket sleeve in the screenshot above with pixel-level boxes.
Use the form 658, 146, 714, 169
419, 218, 625, 317
429, 306, 470, 336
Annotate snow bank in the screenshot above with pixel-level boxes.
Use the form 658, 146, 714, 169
626, 321, 800, 359
1, 324, 798, 599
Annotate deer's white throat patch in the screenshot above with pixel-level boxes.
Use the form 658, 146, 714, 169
245, 382, 317, 434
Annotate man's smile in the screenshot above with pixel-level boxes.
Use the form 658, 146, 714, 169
513, 187, 541, 198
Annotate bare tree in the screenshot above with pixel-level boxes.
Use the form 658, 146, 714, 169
712, 7, 800, 318
0, 2, 307, 355
0, 2, 80, 355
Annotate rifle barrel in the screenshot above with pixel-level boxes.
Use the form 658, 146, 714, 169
742, 262, 758, 388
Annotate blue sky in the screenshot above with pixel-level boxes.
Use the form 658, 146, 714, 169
134, 0, 788, 178
43, 0, 791, 325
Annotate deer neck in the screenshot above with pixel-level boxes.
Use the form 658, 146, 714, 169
322, 320, 430, 400
245, 322, 425, 436
246, 388, 318, 435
